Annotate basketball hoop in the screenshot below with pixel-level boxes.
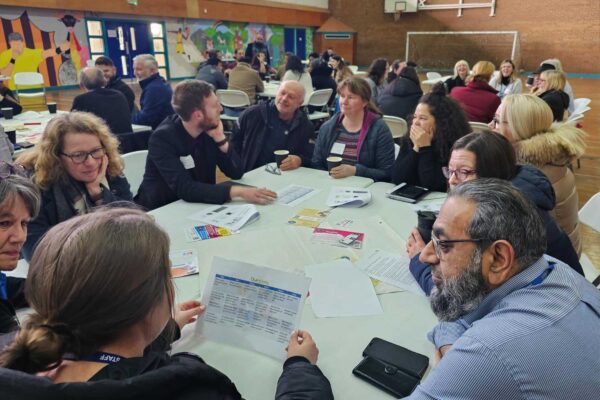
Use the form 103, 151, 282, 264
394, 10, 403, 21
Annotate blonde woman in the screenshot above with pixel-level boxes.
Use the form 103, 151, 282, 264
489, 59, 523, 98
541, 58, 575, 114
450, 60, 501, 122
493, 94, 585, 254
444, 59, 469, 93
536, 69, 569, 121
17, 111, 132, 260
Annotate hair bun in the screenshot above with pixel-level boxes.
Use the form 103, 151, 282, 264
429, 82, 447, 97
0, 324, 67, 373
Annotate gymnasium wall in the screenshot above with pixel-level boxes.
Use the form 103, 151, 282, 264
330, 0, 600, 74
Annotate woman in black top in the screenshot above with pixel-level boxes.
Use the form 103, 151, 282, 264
391, 83, 471, 191
309, 58, 337, 106
536, 70, 569, 121
0, 208, 333, 399
444, 59, 470, 94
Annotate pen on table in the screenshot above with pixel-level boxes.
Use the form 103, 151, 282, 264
24, 122, 41, 125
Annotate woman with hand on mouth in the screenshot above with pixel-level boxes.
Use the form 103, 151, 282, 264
16, 112, 132, 261
0, 162, 40, 335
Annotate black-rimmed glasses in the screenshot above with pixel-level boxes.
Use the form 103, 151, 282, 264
431, 232, 489, 259
61, 147, 106, 164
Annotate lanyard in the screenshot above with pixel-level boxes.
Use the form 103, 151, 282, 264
521, 262, 556, 289
0, 273, 7, 301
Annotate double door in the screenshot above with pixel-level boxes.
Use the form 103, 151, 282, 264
104, 20, 152, 79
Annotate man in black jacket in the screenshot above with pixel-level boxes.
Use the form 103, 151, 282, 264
136, 80, 277, 210
95, 56, 136, 113
244, 33, 271, 66
71, 67, 133, 134
231, 81, 313, 172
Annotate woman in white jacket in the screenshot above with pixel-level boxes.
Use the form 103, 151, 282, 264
489, 59, 523, 99
282, 54, 313, 105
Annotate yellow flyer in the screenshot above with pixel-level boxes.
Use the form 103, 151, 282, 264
287, 208, 329, 228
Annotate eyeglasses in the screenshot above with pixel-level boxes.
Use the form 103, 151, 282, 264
431, 232, 489, 260
442, 167, 477, 182
61, 147, 106, 164
0, 162, 27, 179
264, 163, 281, 175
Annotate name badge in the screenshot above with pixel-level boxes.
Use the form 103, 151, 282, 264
180, 155, 195, 169
331, 142, 346, 155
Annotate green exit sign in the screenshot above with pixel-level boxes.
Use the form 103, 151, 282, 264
128, 0, 138, 5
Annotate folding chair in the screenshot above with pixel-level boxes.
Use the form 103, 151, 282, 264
13, 72, 47, 107
383, 115, 408, 139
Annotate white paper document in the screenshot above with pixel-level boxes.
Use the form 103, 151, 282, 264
326, 187, 372, 208
276, 184, 318, 207
188, 204, 259, 231
197, 257, 311, 360
304, 259, 383, 317
355, 250, 425, 296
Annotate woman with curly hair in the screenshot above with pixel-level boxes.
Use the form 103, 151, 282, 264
391, 83, 471, 191
365, 57, 388, 101
16, 111, 132, 260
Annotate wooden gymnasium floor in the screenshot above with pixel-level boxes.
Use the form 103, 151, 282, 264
40, 76, 600, 271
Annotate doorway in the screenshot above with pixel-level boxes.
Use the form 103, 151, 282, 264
284, 28, 306, 60
104, 20, 152, 79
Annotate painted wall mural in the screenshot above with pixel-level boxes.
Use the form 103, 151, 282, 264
166, 20, 292, 79
0, 9, 89, 89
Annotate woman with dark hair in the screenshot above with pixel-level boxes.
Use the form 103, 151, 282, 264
329, 55, 353, 84
377, 66, 423, 120
0, 163, 40, 335
312, 77, 395, 181
309, 58, 337, 106
450, 60, 501, 122
0, 208, 333, 399
406, 132, 583, 295
282, 54, 314, 103
251, 51, 275, 80
195, 56, 228, 90
391, 83, 471, 191
365, 58, 389, 101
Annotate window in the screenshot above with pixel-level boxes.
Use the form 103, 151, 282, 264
86, 19, 106, 65
150, 22, 168, 79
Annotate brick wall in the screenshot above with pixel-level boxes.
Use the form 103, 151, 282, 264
329, 0, 600, 74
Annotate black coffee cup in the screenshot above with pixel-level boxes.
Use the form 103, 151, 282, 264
47, 102, 57, 114
265, 75, 271, 83
1, 107, 13, 119
274, 150, 289, 168
326, 156, 342, 173
416, 211, 437, 244
5, 129, 16, 144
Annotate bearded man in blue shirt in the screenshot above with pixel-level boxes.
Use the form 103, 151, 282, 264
407, 178, 600, 399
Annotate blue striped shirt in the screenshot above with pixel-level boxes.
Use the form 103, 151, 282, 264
408, 256, 600, 399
